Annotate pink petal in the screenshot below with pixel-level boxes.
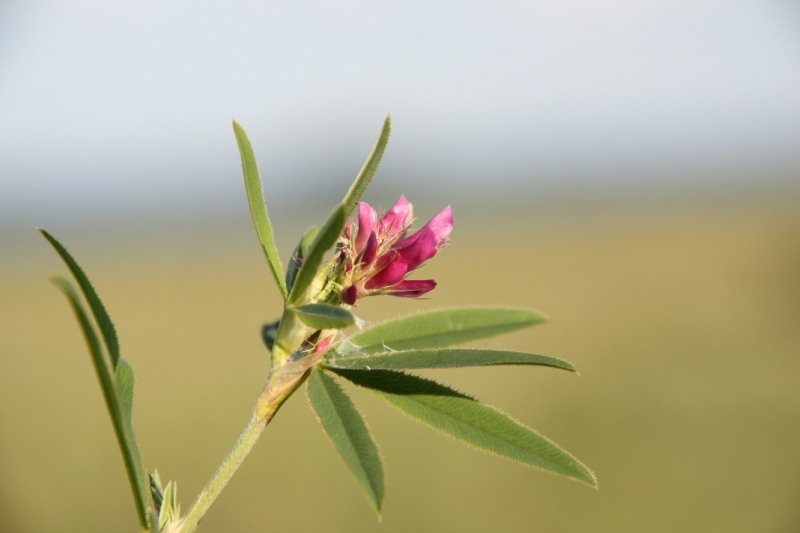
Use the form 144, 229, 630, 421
315, 334, 335, 354
365, 257, 409, 290
361, 232, 378, 266
394, 226, 438, 270
355, 202, 378, 254
388, 279, 437, 298
425, 205, 453, 247
372, 248, 398, 272
379, 195, 413, 236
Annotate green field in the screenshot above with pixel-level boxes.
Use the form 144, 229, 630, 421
2, 191, 799, 532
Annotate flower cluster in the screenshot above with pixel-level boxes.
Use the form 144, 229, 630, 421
337, 196, 452, 304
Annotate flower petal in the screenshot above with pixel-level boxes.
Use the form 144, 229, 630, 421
361, 231, 378, 266
425, 205, 453, 247
355, 202, 378, 254
388, 279, 437, 298
365, 257, 409, 290
394, 226, 439, 270
379, 195, 413, 236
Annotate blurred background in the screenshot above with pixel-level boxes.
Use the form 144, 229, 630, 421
1, 1, 799, 531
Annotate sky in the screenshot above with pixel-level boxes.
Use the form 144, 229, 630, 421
1, 0, 798, 224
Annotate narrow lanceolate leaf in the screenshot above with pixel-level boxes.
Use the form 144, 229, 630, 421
233, 121, 288, 300
288, 206, 347, 304
332, 369, 597, 487
342, 115, 392, 217
325, 348, 575, 372
287, 116, 391, 304
328, 308, 546, 359
39, 229, 120, 368
50, 276, 152, 529
295, 303, 356, 330
285, 226, 318, 294
307, 368, 384, 512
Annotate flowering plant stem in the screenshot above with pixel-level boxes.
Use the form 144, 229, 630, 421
177, 368, 311, 531
174, 412, 266, 533
41, 116, 595, 532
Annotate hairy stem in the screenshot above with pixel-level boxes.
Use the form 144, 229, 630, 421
172, 410, 269, 533
172, 355, 318, 533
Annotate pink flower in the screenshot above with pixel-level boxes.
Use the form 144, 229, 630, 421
338, 196, 452, 304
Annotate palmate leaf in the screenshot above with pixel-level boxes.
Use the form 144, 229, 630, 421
332, 368, 597, 487
327, 308, 547, 359
325, 348, 575, 372
233, 120, 288, 301
307, 368, 384, 512
294, 303, 356, 330
50, 275, 151, 529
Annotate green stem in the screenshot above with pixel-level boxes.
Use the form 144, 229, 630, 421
173, 358, 316, 533
174, 412, 268, 533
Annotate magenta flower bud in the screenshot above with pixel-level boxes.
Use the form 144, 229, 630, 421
336, 196, 452, 303
388, 279, 437, 298
361, 232, 379, 266
341, 284, 358, 305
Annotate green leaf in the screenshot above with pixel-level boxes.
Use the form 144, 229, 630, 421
285, 226, 318, 294
325, 348, 575, 372
50, 276, 152, 528
150, 471, 165, 515
328, 308, 546, 358
158, 480, 180, 530
287, 205, 347, 304
114, 358, 136, 415
342, 115, 392, 216
233, 120, 288, 300
284, 116, 391, 305
307, 368, 384, 512
39, 229, 120, 368
295, 303, 355, 330
333, 369, 596, 487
